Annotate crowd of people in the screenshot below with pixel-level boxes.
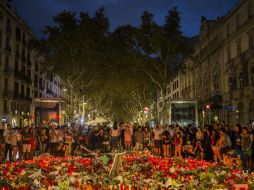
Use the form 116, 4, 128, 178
0, 121, 253, 170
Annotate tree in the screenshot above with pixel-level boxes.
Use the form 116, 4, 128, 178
131, 7, 191, 124
35, 7, 191, 122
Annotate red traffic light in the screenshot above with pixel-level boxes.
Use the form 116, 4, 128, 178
206, 105, 210, 109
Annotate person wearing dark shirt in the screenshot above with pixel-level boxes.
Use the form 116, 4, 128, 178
22, 126, 32, 160
162, 130, 171, 157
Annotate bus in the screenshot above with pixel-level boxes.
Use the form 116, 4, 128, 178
168, 99, 198, 127
32, 98, 66, 127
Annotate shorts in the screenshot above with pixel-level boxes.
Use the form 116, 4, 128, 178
23, 144, 31, 152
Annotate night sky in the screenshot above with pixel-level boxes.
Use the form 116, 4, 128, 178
12, 0, 239, 39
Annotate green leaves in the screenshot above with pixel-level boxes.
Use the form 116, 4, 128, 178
37, 7, 191, 121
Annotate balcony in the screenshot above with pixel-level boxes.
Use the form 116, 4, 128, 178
14, 71, 32, 84
3, 66, 13, 76
1, 90, 14, 98
13, 94, 32, 102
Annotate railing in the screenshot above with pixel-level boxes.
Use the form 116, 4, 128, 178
1, 90, 14, 98
13, 94, 32, 102
14, 71, 32, 84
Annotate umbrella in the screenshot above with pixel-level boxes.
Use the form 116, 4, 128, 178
85, 117, 109, 125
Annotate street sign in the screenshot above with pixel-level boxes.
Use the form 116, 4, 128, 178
224, 105, 237, 111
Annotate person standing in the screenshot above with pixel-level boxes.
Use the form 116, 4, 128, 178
22, 126, 32, 160
174, 132, 183, 159
153, 125, 162, 155
10, 128, 19, 161
49, 124, 58, 156
211, 128, 220, 162
162, 130, 171, 157
110, 123, 120, 150
38, 128, 48, 154
218, 128, 231, 160
0, 123, 5, 162
204, 127, 213, 161
134, 127, 144, 151
64, 128, 74, 155
124, 125, 132, 151
143, 127, 151, 147
3, 124, 12, 161
241, 127, 253, 169
16, 128, 22, 160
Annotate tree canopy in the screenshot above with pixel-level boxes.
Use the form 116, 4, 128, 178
37, 7, 191, 122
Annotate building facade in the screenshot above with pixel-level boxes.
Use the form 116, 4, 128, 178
0, 0, 77, 127
158, 0, 254, 126
187, 0, 254, 126
157, 74, 181, 124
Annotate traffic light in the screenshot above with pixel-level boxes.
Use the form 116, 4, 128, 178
205, 104, 210, 109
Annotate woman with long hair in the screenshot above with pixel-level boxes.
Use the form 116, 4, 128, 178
124, 126, 132, 151
211, 128, 220, 161
174, 132, 183, 159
